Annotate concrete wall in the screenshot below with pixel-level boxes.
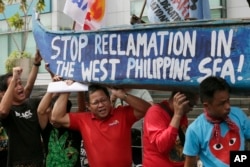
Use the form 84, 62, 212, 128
227, 0, 250, 18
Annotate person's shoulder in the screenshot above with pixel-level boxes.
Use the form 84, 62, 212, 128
28, 97, 41, 102
113, 105, 132, 112
230, 106, 247, 117
154, 100, 167, 107
69, 112, 91, 122
111, 106, 136, 119
230, 106, 246, 115
70, 111, 90, 115
231, 106, 244, 111
146, 101, 168, 114
188, 113, 206, 128
27, 97, 41, 105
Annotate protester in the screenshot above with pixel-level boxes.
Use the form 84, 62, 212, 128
0, 50, 44, 166
51, 83, 151, 167
142, 90, 198, 167
183, 76, 250, 167
37, 65, 83, 167
0, 51, 42, 167
38, 93, 82, 167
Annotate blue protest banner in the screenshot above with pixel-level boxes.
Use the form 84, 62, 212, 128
32, 14, 250, 93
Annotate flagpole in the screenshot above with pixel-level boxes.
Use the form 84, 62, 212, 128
72, 21, 76, 30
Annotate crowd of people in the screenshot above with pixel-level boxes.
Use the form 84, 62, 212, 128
1, 50, 250, 167
3, 0, 250, 167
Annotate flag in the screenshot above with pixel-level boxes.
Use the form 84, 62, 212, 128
146, 0, 210, 23
247, 0, 250, 7
63, 0, 89, 25
63, 0, 106, 31
147, 0, 189, 23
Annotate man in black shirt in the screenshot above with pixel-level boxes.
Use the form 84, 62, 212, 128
0, 50, 44, 167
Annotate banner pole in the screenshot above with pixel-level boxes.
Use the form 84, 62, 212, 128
72, 21, 76, 30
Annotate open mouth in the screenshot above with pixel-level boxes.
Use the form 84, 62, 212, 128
98, 109, 106, 113
17, 90, 25, 97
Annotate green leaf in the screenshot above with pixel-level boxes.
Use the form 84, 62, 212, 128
0, 0, 5, 13
36, 0, 45, 12
7, 13, 24, 30
5, 51, 32, 72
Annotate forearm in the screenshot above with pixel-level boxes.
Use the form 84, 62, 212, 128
169, 114, 182, 129
122, 93, 151, 119
145, 110, 179, 153
0, 79, 16, 118
24, 64, 39, 97
37, 92, 53, 129
184, 156, 198, 167
51, 93, 70, 127
38, 92, 53, 115
156, 126, 179, 152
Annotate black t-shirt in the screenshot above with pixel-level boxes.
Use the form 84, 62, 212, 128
2, 98, 44, 166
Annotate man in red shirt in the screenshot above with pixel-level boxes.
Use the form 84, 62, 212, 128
51, 83, 151, 167
143, 91, 198, 167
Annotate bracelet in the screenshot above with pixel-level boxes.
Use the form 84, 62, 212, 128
123, 93, 129, 100
33, 62, 41, 67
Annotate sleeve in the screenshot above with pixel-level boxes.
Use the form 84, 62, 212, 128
69, 112, 85, 131
232, 107, 250, 139
243, 118, 250, 139
144, 105, 179, 153
118, 105, 138, 126
183, 123, 200, 156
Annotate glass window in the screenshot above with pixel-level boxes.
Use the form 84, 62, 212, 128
0, 34, 9, 72
210, 0, 221, 7
130, 0, 148, 23
210, 0, 227, 19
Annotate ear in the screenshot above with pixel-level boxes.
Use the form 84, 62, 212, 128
203, 102, 209, 109
86, 103, 90, 111
85, 102, 88, 106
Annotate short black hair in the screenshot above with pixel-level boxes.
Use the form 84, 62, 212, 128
0, 73, 13, 92
199, 76, 231, 103
86, 84, 110, 103
170, 90, 197, 102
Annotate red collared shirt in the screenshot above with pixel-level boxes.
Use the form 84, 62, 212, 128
69, 105, 137, 167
